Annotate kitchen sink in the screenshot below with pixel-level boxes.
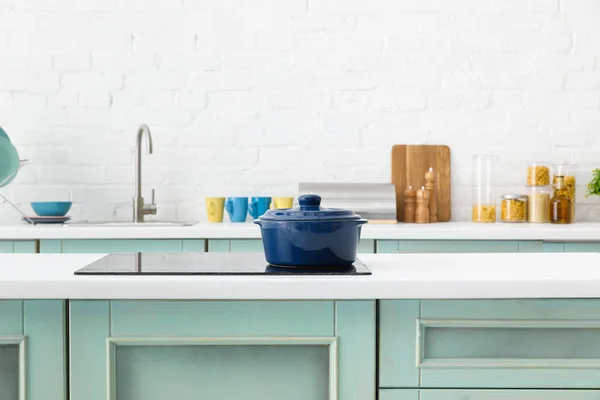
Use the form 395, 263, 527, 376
63, 220, 197, 227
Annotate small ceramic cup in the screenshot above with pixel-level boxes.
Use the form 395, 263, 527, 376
271, 197, 294, 209
225, 197, 249, 223
206, 197, 225, 223
248, 197, 272, 219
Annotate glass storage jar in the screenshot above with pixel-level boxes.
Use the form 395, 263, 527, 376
472, 154, 497, 223
500, 194, 528, 223
527, 162, 551, 186
526, 185, 551, 223
552, 162, 576, 220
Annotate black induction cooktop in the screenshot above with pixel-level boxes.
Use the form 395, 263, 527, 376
73, 252, 371, 276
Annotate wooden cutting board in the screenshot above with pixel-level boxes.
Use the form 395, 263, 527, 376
391, 144, 451, 222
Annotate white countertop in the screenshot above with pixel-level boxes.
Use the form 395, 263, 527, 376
3, 253, 600, 300
1, 221, 600, 241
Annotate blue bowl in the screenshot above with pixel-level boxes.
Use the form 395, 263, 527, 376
31, 201, 72, 217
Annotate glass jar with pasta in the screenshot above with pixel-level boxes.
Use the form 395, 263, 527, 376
500, 194, 528, 223
527, 162, 551, 186
472, 154, 497, 223
552, 162, 576, 220
527, 185, 551, 223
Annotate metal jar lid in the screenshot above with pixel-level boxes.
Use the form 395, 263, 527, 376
501, 193, 528, 201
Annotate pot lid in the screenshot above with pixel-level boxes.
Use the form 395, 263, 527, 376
258, 194, 363, 221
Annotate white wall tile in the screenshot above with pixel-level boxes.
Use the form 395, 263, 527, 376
0, 0, 598, 222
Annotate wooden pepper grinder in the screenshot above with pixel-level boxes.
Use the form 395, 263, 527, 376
416, 186, 430, 224
403, 186, 417, 223
425, 167, 437, 223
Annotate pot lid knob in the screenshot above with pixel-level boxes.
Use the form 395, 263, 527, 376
298, 194, 321, 210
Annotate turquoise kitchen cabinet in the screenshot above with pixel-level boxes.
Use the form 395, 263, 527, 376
0, 300, 66, 400
518, 241, 566, 252
376, 240, 521, 253
380, 300, 600, 389
208, 239, 375, 253
70, 300, 375, 400
39, 239, 206, 253
379, 389, 419, 400
0, 241, 36, 253
565, 243, 600, 252
207, 239, 264, 252
380, 390, 600, 400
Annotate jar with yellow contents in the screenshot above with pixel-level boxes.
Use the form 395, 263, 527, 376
552, 162, 577, 220
500, 194, 528, 223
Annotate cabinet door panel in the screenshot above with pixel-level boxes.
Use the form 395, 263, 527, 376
377, 240, 519, 253
42, 239, 207, 253
230, 239, 263, 252
71, 300, 375, 400
518, 241, 565, 252
565, 243, 600, 252
0, 300, 66, 400
0, 345, 19, 400
207, 240, 264, 252
115, 344, 330, 400
111, 301, 334, 337
379, 389, 419, 400
358, 239, 375, 254
380, 299, 600, 389
61, 239, 185, 253
380, 390, 600, 400
0, 241, 36, 253
421, 390, 600, 399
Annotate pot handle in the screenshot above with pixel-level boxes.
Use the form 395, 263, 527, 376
248, 201, 257, 219
298, 194, 321, 211
225, 199, 234, 216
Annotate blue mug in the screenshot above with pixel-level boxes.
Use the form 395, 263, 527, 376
225, 197, 249, 223
249, 197, 272, 219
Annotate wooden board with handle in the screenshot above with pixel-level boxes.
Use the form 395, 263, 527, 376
391, 144, 451, 222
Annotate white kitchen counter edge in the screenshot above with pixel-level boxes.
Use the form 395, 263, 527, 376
1, 221, 600, 241
3, 253, 600, 300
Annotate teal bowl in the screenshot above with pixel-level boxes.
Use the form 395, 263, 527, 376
31, 201, 72, 217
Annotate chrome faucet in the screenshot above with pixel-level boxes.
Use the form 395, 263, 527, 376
133, 124, 157, 222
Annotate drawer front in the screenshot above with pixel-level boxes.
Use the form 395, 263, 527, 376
380, 300, 600, 389
40, 239, 205, 253
565, 243, 600, 252
380, 390, 600, 400
0, 241, 36, 253
376, 240, 520, 254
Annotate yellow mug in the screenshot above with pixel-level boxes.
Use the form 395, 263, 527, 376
206, 197, 225, 222
271, 197, 294, 209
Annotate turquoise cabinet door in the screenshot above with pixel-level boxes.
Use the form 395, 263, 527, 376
358, 239, 375, 254
518, 241, 565, 252
379, 389, 419, 400
376, 240, 520, 253
40, 239, 206, 253
70, 300, 375, 400
380, 299, 600, 389
381, 390, 600, 399
0, 241, 36, 253
565, 243, 600, 252
0, 300, 66, 400
207, 239, 263, 252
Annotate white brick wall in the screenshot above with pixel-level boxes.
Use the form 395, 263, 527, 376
0, 0, 599, 223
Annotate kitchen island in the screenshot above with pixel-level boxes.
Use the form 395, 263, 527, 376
4, 252, 600, 400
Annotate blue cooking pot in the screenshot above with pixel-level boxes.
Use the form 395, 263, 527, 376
254, 194, 368, 267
